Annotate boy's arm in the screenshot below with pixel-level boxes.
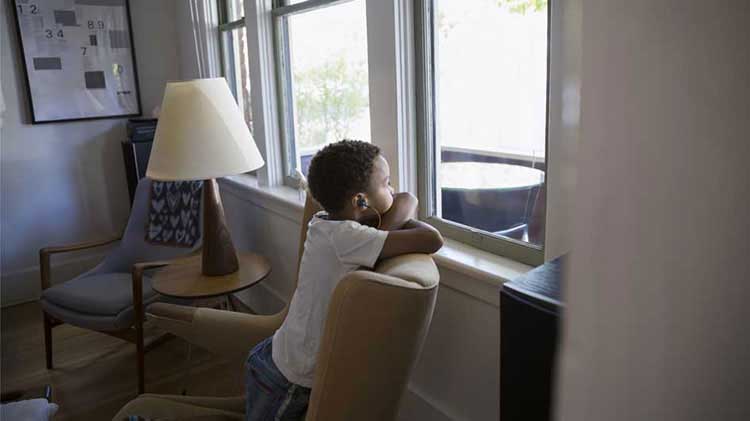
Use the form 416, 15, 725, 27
378, 193, 418, 231
379, 218, 444, 259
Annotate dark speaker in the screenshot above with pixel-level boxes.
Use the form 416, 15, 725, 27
500, 255, 565, 421
121, 119, 157, 203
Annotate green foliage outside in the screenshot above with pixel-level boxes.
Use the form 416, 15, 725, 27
438, 0, 547, 38
496, 0, 547, 14
293, 56, 368, 149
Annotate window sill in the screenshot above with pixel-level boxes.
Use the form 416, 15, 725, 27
219, 174, 533, 305
433, 238, 532, 287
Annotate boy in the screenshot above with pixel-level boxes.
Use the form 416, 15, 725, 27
244, 140, 443, 420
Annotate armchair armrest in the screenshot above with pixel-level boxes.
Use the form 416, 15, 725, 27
130, 254, 202, 321
39, 236, 121, 290
147, 302, 284, 363
40, 237, 121, 256
374, 253, 439, 288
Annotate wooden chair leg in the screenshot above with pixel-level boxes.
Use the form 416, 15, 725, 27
136, 318, 145, 395
43, 313, 53, 369
133, 265, 145, 395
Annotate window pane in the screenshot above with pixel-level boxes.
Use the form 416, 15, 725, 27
226, 0, 243, 22
434, 0, 548, 246
285, 0, 371, 176
222, 26, 253, 132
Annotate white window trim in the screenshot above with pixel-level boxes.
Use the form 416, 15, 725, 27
366, 0, 417, 194
245, 0, 284, 186
543, 0, 580, 260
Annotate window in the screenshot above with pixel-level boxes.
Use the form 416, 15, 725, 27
273, 0, 371, 180
417, 0, 549, 265
219, 0, 253, 132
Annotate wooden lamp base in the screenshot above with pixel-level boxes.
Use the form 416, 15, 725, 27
201, 179, 239, 276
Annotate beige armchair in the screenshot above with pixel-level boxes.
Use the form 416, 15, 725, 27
113, 197, 440, 421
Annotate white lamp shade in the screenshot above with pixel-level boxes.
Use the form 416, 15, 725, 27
147, 78, 264, 181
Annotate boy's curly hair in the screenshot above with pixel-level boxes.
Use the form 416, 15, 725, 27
307, 139, 381, 213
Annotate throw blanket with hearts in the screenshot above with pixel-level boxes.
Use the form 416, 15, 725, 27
145, 180, 203, 247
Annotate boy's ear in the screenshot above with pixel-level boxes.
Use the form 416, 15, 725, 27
353, 193, 368, 209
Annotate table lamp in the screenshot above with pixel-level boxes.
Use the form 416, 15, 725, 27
147, 78, 264, 276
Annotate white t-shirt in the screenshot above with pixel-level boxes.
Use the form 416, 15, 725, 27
272, 212, 388, 388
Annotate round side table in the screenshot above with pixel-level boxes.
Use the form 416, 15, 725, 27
151, 251, 271, 301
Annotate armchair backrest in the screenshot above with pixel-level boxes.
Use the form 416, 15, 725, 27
297, 194, 322, 276
306, 254, 440, 421
94, 178, 203, 274
276, 194, 321, 321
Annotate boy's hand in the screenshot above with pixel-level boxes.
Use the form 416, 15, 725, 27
379, 192, 418, 231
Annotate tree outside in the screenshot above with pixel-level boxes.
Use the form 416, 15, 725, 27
496, 0, 547, 15
292, 56, 369, 150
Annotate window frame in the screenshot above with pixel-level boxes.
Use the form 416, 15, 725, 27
271, 0, 365, 187
217, 1, 246, 99
414, 0, 551, 266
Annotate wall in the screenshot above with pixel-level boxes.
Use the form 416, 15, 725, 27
556, 1, 750, 420
0, 0, 181, 307
220, 178, 505, 421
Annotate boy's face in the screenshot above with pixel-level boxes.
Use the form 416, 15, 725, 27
364, 154, 395, 214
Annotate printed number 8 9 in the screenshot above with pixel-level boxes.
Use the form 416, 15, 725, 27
87, 20, 105, 29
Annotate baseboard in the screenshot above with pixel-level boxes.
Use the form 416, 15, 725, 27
1, 252, 108, 308
398, 385, 458, 421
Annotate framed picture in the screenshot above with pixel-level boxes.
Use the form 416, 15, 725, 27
12, 0, 142, 124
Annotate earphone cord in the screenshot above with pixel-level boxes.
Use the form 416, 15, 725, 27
367, 205, 382, 229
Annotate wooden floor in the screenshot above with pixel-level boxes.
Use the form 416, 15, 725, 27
1, 301, 245, 420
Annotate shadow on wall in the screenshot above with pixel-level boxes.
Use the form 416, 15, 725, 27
75, 124, 131, 237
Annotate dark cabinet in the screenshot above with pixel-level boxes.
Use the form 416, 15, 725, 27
500, 255, 565, 421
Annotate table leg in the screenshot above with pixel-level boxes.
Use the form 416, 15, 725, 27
182, 340, 193, 395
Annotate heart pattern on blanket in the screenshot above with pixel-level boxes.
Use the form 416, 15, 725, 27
181, 209, 191, 226
146, 181, 203, 247
148, 224, 163, 240
167, 192, 179, 211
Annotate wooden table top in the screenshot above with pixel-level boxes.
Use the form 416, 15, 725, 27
150, 252, 271, 299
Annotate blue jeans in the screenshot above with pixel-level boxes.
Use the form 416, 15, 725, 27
245, 337, 311, 421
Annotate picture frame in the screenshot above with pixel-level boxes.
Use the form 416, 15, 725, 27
11, 0, 142, 124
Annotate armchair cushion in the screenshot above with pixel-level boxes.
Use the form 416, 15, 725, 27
41, 273, 158, 330
112, 394, 244, 420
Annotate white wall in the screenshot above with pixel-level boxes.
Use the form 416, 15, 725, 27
556, 1, 750, 420
0, 0, 181, 307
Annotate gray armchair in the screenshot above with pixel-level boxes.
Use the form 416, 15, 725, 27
39, 178, 202, 394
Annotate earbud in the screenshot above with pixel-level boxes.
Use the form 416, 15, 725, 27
356, 195, 381, 229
